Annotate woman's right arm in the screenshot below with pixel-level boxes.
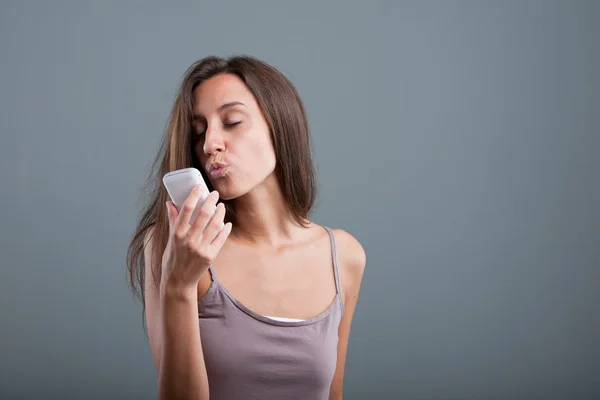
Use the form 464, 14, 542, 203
143, 187, 232, 400
144, 227, 209, 399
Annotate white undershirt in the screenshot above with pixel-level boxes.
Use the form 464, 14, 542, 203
264, 315, 305, 322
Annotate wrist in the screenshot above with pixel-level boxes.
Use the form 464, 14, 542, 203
160, 279, 197, 303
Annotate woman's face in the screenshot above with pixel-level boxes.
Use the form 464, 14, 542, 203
191, 73, 276, 200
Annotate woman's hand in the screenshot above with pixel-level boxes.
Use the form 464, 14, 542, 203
161, 185, 232, 297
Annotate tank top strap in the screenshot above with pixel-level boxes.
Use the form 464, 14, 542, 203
208, 265, 218, 282
323, 226, 342, 297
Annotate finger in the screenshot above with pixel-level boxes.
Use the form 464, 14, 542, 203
196, 202, 226, 244
173, 184, 206, 233
188, 191, 220, 236
209, 222, 233, 251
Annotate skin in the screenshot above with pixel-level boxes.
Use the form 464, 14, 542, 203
147, 73, 366, 399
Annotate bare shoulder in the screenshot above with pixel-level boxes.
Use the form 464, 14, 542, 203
331, 228, 366, 274
330, 228, 367, 297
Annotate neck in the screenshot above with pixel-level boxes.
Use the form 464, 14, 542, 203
229, 175, 307, 248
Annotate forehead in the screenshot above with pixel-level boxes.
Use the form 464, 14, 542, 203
192, 73, 254, 114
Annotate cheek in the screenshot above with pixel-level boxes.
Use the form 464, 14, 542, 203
251, 136, 276, 168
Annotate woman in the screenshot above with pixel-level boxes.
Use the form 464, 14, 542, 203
126, 55, 366, 400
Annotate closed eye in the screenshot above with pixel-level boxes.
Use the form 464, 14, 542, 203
192, 121, 241, 137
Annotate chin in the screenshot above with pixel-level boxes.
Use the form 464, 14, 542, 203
209, 179, 244, 201
210, 171, 272, 201
216, 191, 237, 201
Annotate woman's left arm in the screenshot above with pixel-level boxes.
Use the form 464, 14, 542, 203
329, 229, 367, 400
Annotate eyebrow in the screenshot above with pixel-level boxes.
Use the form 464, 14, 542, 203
193, 101, 247, 120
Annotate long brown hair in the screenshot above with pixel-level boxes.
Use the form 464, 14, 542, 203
126, 55, 317, 319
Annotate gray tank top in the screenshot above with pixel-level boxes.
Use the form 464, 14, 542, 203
197, 226, 344, 400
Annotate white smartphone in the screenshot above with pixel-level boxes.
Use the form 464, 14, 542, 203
162, 167, 213, 226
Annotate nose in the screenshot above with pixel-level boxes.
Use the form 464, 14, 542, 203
202, 125, 225, 155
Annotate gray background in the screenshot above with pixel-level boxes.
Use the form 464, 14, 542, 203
1, 0, 598, 399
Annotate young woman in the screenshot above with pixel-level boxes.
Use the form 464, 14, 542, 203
126, 55, 366, 400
